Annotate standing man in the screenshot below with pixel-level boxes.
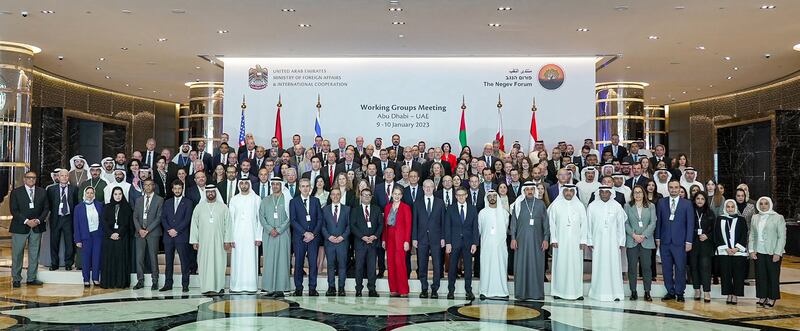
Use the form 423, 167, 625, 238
143, 138, 158, 169
322, 188, 350, 296
477, 190, 510, 299
350, 188, 382, 297
228, 177, 263, 293
290, 178, 323, 296
510, 182, 549, 301
602, 134, 628, 161
548, 185, 587, 300
374, 167, 396, 278
656, 179, 695, 302
413, 180, 445, 299
10, 171, 49, 287
159, 180, 193, 293
259, 177, 292, 297
586, 186, 626, 301
190, 185, 233, 295
68, 155, 89, 187
79, 164, 107, 203
132, 179, 163, 290
46, 169, 78, 270
445, 187, 478, 300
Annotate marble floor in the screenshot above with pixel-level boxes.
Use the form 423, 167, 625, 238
1, 257, 799, 330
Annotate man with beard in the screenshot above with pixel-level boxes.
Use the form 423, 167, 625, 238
68, 155, 89, 187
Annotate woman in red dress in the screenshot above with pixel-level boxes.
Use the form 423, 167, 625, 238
383, 186, 411, 297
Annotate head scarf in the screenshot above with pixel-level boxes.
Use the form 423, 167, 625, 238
756, 196, 776, 215
83, 186, 96, 204
721, 199, 738, 217
511, 181, 539, 219
69, 155, 88, 172
482, 189, 510, 220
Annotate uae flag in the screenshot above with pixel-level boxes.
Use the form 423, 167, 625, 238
459, 97, 467, 149
275, 95, 283, 147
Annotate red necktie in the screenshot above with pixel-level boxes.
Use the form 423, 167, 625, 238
329, 166, 334, 186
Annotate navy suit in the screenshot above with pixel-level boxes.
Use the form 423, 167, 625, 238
322, 203, 350, 289
625, 176, 649, 190
655, 196, 695, 296
160, 197, 194, 287
445, 202, 479, 293
413, 196, 446, 292
373, 180, 397, 275
402, 185, 424, 207
290, 195, 323, 291
547, 183, 581, 200
46, 184, 79, 267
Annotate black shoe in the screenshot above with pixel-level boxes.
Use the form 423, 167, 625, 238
661, 293, 676, 301
309, 289, 319, 296
447, 292, 455, 300
182, 286, 190, 293
338, 289, 346, 296
466, 291, 475, 300
355, 291, 363, 297
630, 291, 638, 300
274, 291, 284, 298
218, 289, 225, 295
676, 295, 685, 302
159, 286, 173, 292
65, 266, 73, 271
419, 290, 428, 298
480, 294, 486, 301
576, 296, 584, 301
294, 289, 303, 296
49, 266, 59, 271
431, 291, 439, 299
712, 277, 719, 285
614, 298, 620, 301
553, 295, 562, 300
151, 284, 159, 291
326, 288, 336, 296
368, 290, 379, 297
377, 271, 385, 279
133, 282, 144, 290
26, 280, 43, 286
12, 281, 20, 288
84, 283, 90, 288
644, 292, 652, 302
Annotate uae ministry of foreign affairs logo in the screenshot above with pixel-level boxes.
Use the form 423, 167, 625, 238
248, 65, 268, 90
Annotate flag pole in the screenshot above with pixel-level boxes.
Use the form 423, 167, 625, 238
496, 93, 505, 152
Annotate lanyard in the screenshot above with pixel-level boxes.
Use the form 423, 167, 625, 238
522, 198, 535, 220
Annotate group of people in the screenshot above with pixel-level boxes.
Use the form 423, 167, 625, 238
8, 132, 787, 306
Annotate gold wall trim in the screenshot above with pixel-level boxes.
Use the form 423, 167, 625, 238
0, 64, 34, 70
713, 115, 775, 129
595, 82, 649, 89
62, 109, 129, 127
0, 215, 12, 221
33, 68, 180, 106
0, 41, 41, 54
594, 140, 645, 145
186, 82, 224, 88
670, 71, 800, 106
0, 88, 31, 95
596, 98, 645, 103
646, 117, 667, 121
644, 130, 668, 134
189, 96, 224, 102
596, 115, 646, 120
0, 162, 29, 167
187, 114, 223, 119
0, 121, 32, 128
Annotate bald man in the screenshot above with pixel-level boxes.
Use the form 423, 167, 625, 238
46, 169, 79, 270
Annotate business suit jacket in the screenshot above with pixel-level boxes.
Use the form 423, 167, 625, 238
624, 176, 649, 190
547, 183, 581, 200
402, 185, 424, 209
335, 162, 358, 176
445, 203, 479, 248
748, 213, 786, 256
374, 181, 397, 209
713, 215, 748, 253
132, 194, 164, 236
467, 188, 485, 211
350, 203, 383, 248
654, 196, 694, 246
434, 188, 457, 208
46, 184, 79, 221
301, 169, 323, 187
390, 145, 405, 162
374, 159, 398, 178
546, 160, 563, 183
650, 156, 672, 169
320, 164, 341, 191
196, 150, 213, 175
10, 185, 50, 234
290, 195, 323, 239
212, 152, 228, 170
693, 207, 717, 255
412, 196, 446, 246
184, 185, 206, 206
602, 144, 629, 161
322, 203, 350, 241
160, 197, 193, 243
622, 154, 647, 164
623, 204, 657, 249
73, 201, 104, 243
215, 180, 240, 205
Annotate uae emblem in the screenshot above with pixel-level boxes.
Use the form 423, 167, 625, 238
248, 65, 269, 90
538, 64, 565, 90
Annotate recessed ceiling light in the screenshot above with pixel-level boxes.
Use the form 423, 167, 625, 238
497, 7, 512, 11
625, 66, 631, 69
282, 8, 296, 12
733, 67, 739, 70
138, 88, 143, 90
724, 56, 731, 60
40, 10, 55, 14
389, 0, 400, 4
121, 9, 132, 14
398, 34, 404, 38
209, 59, 215, 64
95, 67, 101, 70
674, 6, 685, 10
392, 21, 405, 25
217, 30, 229, 34
298, 24, 311, 27
125, 83, 130, 87
682, 91, 687, 94
171, 9, 186, 14
120, 47, 128, 50
576, 28, 589, 32
195, 66, 201, 69
696, 46, 705, 50
759, 5, 776, 9
105, 76, 111, 79
99, 57, 105, 61
794, 43, 800, 51
709, 84, 713, 88
614, 5, 629, 11
648, 35, 659, 40
488, 23, 501, 27
157, 38, 167, 42
727, 76, 733, 80
390, 7, 403, 11
153, 91, 157, 93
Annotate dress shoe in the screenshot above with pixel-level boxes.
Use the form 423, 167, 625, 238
644, 292, 652, 302
576, 296, 584, 301
430, 292, 438, 299
326, 288, 336, 296
159, 286, 173, 292
26, 280, 43, 286
12, 281, 21, 288
309, 289, 319, 296
447, 292, 455, 300
630, 291, 638, 300
273, 291, 284, 298
377, 271, 385, 279
419, 290, 429, 299
294, 290, 303, 296
182, 286, 190, 293
466, 292, 475, 301
338, 289, 346, 296
479, 294, 486, 301
65, 266, 73, 271
84, 283, 90, 288
151, 284, 159, 291
49, 266, 59, 271
355, 291, 362, 297
368, 290, 379, 297
614, 298, 620, 301
133, 282, 144, 290
676, 295, 685, 302
218, 289, 225, 295
661, 293, 675, 301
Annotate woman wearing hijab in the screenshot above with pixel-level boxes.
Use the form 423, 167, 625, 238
714, 199, 749, 305
689, 191, 716, 302
383, 186, 411, 297
749, 197, 787, 308
736, 183, 757, 205
73, 187, 104, 287
100, 187, 134, 289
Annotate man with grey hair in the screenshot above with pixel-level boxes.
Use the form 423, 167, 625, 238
46, 169, 78, 270
413, 179, 446, 298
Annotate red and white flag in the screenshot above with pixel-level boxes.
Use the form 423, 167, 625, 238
495, 107, 505, 152
529, 98, 539, 152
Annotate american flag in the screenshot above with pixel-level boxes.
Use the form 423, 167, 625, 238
238, 95, 247, 147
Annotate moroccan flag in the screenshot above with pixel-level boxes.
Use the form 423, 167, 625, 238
496, 107, 505, 152
275, 96, 283, 147
459, 97, 467, 149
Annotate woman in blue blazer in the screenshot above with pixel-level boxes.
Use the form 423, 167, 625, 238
73, 186, 104, 286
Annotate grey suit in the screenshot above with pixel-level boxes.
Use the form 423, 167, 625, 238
623, 204, 657, 292
132, 193, 164, 284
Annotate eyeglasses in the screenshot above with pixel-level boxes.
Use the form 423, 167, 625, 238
24, 176, 37, 179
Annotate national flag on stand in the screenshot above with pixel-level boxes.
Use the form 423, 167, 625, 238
496, 94, 505, 152
275, 95, 284, 148
314, 94, 322, 137
529, 97, 539, 152
238, 95, 247, 147
459, 96, 467, 149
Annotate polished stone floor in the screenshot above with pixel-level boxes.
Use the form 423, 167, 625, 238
0, 257, 799, 330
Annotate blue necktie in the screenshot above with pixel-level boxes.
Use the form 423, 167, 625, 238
459, 205, 465, 224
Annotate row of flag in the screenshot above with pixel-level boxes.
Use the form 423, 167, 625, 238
239, 95, 540, 152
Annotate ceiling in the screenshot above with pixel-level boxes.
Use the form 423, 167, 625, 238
2, 0, 799, 105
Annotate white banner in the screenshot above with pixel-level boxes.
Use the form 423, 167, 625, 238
223, 57, 595, 151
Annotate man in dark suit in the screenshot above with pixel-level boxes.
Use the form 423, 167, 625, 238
413, 180, 446, 298
373, 167, 396, 277
335, 149, 358, 175
434, 175, 456, 208
402, 170, 423, 207
349, 188, 383, 297
622, 143, 646, 164
290, 178, 323, 296
445, 187, 479, 300
143, 138, 158, 170
602, 134, 629, 162
573, 145, 591, 169
46, 169, 79, 270
390, 134, 405, 162
398, 149, 423, 179
321, 188, 350, 296
321, 152, 340, 191
213, 142, 231, 170
655, 180, 695, 302
216, 165, 239, 205
10, 171, 49, 287
624, 163, 648, 190
253, 168, 272, 198
284, 168, 301, 199
301, 155, 324, 187
238, 139, 257, 164
588, 176, 626, 207
650, 144, 671, 168
132, 179, 164, 290
466, 175, 485, 211
195, 140, 214, 176
547, 168, 579, 200
160, 180, 193, 292
374, 149, 398, 179
251, 146, 269, 175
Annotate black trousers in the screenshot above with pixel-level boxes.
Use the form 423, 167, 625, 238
448, 244, 473, 293
163, 239, 190, 287
719, 255, 746, 296
417, 243, 442, 292
688, 248, 713, 292
755, 253, 782, 300
355, 243, 378, 292
377, 246, 386, 275
50, 215, 75, 267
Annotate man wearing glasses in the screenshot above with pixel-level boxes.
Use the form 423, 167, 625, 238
10, 171, 50, 288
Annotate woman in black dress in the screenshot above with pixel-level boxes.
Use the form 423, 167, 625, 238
714, 199, 749, 305
689, 191, 716, 302
100, 187, 133, 288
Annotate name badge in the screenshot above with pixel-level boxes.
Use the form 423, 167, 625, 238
306, 215, 311, 222
638, 221, 643, 228
29, 202, 35, 209
669, 214, 675, 221
273, 212, 279, 219
143, 212, 148, 219
697, 229, 702, 235
367, 221, 372, 228
490, 227, 496, 235
114, 223, 119, 229
209, 217, 214, 223
59, 202, 64, 210
529, 218, 534, 226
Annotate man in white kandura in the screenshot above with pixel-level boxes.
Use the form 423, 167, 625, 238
190, 185, 232, 295
228, 174, 263, 293
549, 184, 588, 300
586, 185, 627, 301
477, 189, 509, 299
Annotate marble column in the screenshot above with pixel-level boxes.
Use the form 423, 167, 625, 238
595, 82, 647, 149
178, 103, 189, 144
644, 105, 669, 150
0, 42, 40, 225
186, 82, 223, 153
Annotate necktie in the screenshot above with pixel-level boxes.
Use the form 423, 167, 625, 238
334, 204, 339, 224
411, 187, 416, 202
386, 184, 391, 198
460, 204, 465, 224
346, 164, 350, 172
670, 198, 677, 214
329, 166, 334, 186
261, 184, 266, 196
258, 159, 262, 168
60, 186, 68, 215
249, 151, 254, 159
426, 197, 432, 215
28, 188, 34, 201
144, 195, 151, 226
229, 182, 234, 201
472, 191, 477, 205
147, 151, 152, 166
445, 191, 450, 205
290, 184, 295, 196
364, 205, 370, 220
382, 162, 386, 171
174, 198, 179, 213
369, 177, 374, 189
633, 154, 638, 162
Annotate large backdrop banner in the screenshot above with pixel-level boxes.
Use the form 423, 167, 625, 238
222, 57, 596, 151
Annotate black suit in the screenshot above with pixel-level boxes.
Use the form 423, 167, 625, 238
466, 188, 485, 211
624, 176, 649, 190
622, 154, 647, 164
374, 159, 398, 178
212, 152, 229, 170
215, 180, 240, 205
546, 160, 563, 184
10, 185, 50, 283
349, 203, 383, 292
412, 196, 446, 293
424, 160, 452, 179
142, 149, 159, 170
650, 156, 672, 168
321, 164, 341, 191
588, 191, 626, 207
602, 144, 629, 161
196, 150, 213, 175
572, 155, 588, 169
46, 184, 79, 267
390, 145, 405, 162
